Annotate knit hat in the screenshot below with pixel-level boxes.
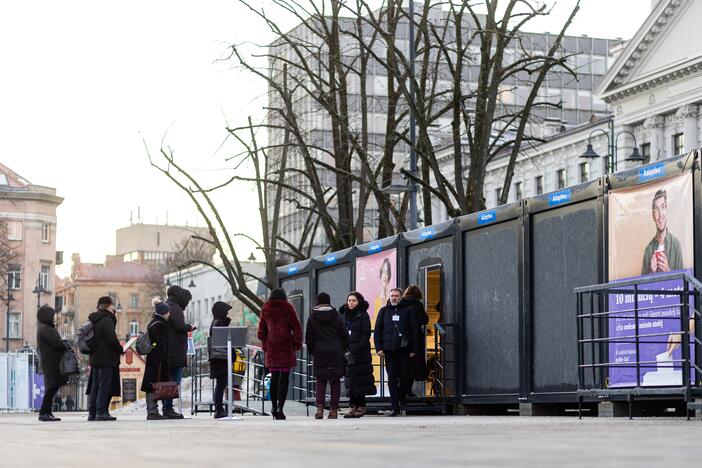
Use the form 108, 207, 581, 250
316, 292, 331, 306
97, 296, 114, 307
154, 302, 170, 316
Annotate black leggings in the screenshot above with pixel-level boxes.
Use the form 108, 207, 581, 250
269, 370, 290, 409
214, 377, 227, 412
40, 386, 59, 415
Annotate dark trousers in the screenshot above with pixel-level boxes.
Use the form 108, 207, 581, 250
269, 370, 290, 411
40, 386, 59, 415
162, 366, 184, 410
384, 349, 411, 410
88, 367, 114, 416
349, 394, 366, 408
315, 379, 341, 408
214, 377, 227, 413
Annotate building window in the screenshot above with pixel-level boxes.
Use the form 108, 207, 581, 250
535, 176, 544, 195
39, 265, 51, 290
41, 224, 50, 243
514, 182, 523, 201
495, 188, 502, 205
673, 133, 684, 156
579, 162, 590, 183
7, 221, 22, 241
556, 169, 566, 189
156, 232, 160, 247
8, 312, 21, 339
129, 320, 139, 337
130, 293, 139, 309
8, 264, 21, 290
641, 143, 651, 164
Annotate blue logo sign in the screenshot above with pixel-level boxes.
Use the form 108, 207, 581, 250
368, 242, 383, 254
548, 189, 571, 206
324, 255, 337, 265
419, 227, 435, 240
639, 163, 666, 183
287, 265, 298, 274
477, 210, 496, 225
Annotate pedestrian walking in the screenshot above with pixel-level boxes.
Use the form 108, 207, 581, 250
257, 288, 303, 420
402, 284, 429, 398
65, 395, 75, 412
86, 296, 123, 422
163, 285, 196, 419
141, 301, 171, 420
339, 292, 376, 418
36, 305, 69, 422
374, 288, 418, 416
306, 293, 349, 420
53, 394, 63, 413
209, 301, 232, 419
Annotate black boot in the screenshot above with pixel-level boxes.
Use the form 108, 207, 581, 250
163, 408, 184, 419
271, 401, 278, 420
276, 399, 286, 420
38, 413, 60, 422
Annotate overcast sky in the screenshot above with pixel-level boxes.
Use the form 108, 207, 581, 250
0, 0, 651, 276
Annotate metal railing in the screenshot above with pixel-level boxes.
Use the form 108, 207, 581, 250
575, 272, 702, 418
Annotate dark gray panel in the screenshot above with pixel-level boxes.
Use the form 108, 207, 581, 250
464, 221, 520, 395
532, 200, 599, 393
281, 275, 310, 326
317, 264, 352, 310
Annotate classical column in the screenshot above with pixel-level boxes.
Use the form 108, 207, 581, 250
676, 104, 699, 153
644, 115, 665, 161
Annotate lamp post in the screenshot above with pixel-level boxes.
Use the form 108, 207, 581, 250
32, 275, 47, 311
407, 0, 418, 230
580, 120, 644, 174
4, 273, 14, 352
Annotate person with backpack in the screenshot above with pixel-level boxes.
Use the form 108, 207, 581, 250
163, 285, 196, 419
140, 301, 171, 420
208, 301, 232, 419
257, 288, 303, 420
374, 288, 419, 417
306, 293, 349, 420
36, 304, 68, 422
340, 292, 376, 418
86, 296, 123, 421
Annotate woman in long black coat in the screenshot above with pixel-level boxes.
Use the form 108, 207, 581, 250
208, 301, 232, 419
141, 302, 171, 420
402, 284, 429, 397
36, 305, 68, 421
340, 292, 376, 418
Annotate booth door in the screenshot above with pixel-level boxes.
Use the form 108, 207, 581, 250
417, 264, 442, 397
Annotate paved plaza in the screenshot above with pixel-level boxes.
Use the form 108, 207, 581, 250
1, 412, 701, 467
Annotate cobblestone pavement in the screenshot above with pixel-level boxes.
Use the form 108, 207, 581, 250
1, 412, 700, 467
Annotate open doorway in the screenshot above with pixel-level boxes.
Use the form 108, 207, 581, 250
417, 264, 442, 397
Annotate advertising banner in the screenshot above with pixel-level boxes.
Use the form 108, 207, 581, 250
0, 354, 8, 408
608, 171, 694, 387
32, 373, 45, 409
15, 354, 30, 410
355, 249, 397, 324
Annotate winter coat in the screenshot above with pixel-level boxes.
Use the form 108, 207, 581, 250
36, 305, 68, 389
401, 297, 429, 381
373, 301, 419, 354
85, 366, 121, 398
340, 301, 376, 398
87, 310, 123, 368
140, 315, 170, 393
209, 301, 233, 379
165, 286, 194, 369
257, 299, 303, 369
305, 305, 349, 381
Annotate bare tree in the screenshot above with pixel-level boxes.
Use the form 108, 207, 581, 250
163, 234, 217, 275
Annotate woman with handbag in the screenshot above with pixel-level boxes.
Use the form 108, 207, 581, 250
340, 291, 376, 418
306, 293, 349, 420
208, 301, 232, 419
36, 305, 69, 422
401, 284, 429, 398
257, 288, 303, 420
140, 301, 171, 420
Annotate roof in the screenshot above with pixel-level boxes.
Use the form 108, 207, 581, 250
74, 261, 162, 284
0, 162, 30, 188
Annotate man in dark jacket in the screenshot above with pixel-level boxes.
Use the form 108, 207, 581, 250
163, 285, 195, 419
36, 304, 68, 421
374, 288, 419, 416
87, 296, 123, 421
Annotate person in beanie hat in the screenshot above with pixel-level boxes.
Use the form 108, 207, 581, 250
163, 285, 195, 419
257, 288, 303, 420
141, 301, 171, 420
86, 296, 123, 421
36, 305, 68, 421
208, 301, 233, 419
306, 292, 349, 419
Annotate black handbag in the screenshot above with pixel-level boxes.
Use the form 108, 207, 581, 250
393, 323, 409, 349
207, 336, 229, 360
59, 349, 80, 377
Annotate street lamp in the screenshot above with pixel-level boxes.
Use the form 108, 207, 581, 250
4, 273, 14, 352
32, 275, 47, 311
580, 121, 644, 174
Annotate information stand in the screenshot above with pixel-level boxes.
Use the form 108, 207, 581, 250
211, 326, 248, 421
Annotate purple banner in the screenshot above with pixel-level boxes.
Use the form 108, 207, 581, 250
32, 374, 45, 409
608, 269, 693, 387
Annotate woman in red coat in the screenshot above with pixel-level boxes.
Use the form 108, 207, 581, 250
257, 288, 303, 420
